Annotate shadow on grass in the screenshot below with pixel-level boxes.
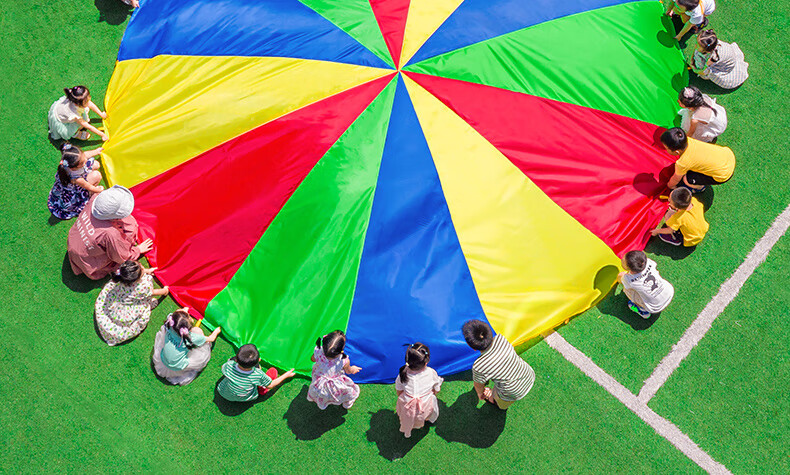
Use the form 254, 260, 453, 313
366, 409, 429, 460
696, 186, 716, 211
95, 0, 133, 25
644, 238, 697, 260
48, 214, 64, 226
283, 385, 347, 440
596, 290, 659, 331
689, 74, 742, 96
61, 253, 106, 292
434, 390, 506, 448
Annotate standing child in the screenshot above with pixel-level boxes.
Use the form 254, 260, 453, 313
48, 86, 108, 142
48, 143, 104, 219
217, 344, 296, 402
690, 29, 749, 89
618, 250, 675, 318
463, 320, 535, 410
152, 308, 221, 385
95, 260, 169, 346
651, 187, 709, 247
307, 330, 361, 409
665, 0, 715, 41
395, 343, 443, 438
678, 86, 727, 142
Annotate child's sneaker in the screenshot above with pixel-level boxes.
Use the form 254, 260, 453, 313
628, 300, 651, 319
659, 232, 683, 246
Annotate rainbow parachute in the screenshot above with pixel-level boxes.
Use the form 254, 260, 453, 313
102, 0, 685, 382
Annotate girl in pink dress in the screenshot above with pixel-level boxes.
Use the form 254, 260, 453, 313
395, 343, 443, 438
307, 331, 361, 409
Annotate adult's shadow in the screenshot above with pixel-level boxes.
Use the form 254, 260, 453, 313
596, 289, 658, 331
61, 253, 106, 292
366, 409, 429, 460
434, 390, 506, 448
283, 385, 347, 440
95, 0, 133, 25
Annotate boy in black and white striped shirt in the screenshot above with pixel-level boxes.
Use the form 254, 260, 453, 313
463, 320, 535, 410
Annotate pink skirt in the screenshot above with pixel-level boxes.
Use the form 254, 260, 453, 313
396, 392, 439, 437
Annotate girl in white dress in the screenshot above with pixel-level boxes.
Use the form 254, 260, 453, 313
678, 86, 727, 142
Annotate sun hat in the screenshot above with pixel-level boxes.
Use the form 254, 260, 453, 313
92, 185, 135, 220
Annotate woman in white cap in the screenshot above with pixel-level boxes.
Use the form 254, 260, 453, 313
67, 185, 153, 280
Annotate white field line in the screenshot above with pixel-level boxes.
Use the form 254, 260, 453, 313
638, 203, 790, 403
544, 331, 731, 474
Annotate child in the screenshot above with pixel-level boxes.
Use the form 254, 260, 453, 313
678, 86, 727, 142
690, 29, 749, 89
152, 308, 221, 385
217, 344, 296, 402
661, 127, 735, 193
395, 343, 443, 438
617, 250, 674, 318
307, 330, 361, 409
651, 187, 709, 247
48, 86, 108, 142
94, 260, 169, 346
463, 320, 535, 410
48, 143, 104, 219
665, 0, 715, 41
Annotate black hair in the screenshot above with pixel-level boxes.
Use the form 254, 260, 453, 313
57, 142, 83, 185
624, 250, 647, 273
112, 260, 142, 284
316, 330, 347, 359
697, 29, 719, 53
165, 310, 196, 349
677, 0, 699, 9
660, 127, 688, 152
399, 342, 431, 384
670, 187, 693, 209
64, 85, 90, 107
235, 344, 260, 369
462, 320, 494, 352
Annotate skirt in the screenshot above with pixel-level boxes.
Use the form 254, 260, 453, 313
48, 177, 90, 220
48, 102, 89, 140
151, 325, 212, 385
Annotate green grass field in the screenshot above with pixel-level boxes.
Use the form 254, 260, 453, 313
1, 1, 787, 472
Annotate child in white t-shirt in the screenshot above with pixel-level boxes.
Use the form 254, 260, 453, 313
617, 250, 674, 318
665, 0, 716, 41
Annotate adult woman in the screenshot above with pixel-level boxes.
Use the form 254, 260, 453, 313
67, 185, 153, 280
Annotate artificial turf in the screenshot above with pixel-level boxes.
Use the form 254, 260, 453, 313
1, 0, 787, 472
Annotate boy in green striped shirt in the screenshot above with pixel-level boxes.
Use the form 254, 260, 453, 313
463, 320, 536, 410
217, 344, 296, 402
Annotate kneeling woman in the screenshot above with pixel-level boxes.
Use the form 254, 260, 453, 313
152, 309, 221, 385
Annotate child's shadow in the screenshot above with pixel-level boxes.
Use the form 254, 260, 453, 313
366, 409, 429, 460
596, 289, 659, 331
212, 376, 280, 416
95, 0, 133, 25
283, 386, 347, 440
644, 238, 696, 260
434, 390, 506, 448
689, 73, 741, 95
61, 254, 106, 292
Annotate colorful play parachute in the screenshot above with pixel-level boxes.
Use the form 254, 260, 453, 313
101, 0, 685, 382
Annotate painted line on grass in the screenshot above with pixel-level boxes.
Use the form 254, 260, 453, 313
544, 331, 731, 474
638, 203, 790, 403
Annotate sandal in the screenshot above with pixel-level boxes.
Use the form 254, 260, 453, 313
75, 130, 91, 141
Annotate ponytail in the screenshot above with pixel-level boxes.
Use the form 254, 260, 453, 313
319, 330, 347, 359
166, 310, 195, 348
399, 343, 431, 384
58, 142, 82, 185
64, 85, 90, 107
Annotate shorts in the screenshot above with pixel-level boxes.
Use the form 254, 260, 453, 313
492, 387, 516, 410
685, 170, 731, 186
